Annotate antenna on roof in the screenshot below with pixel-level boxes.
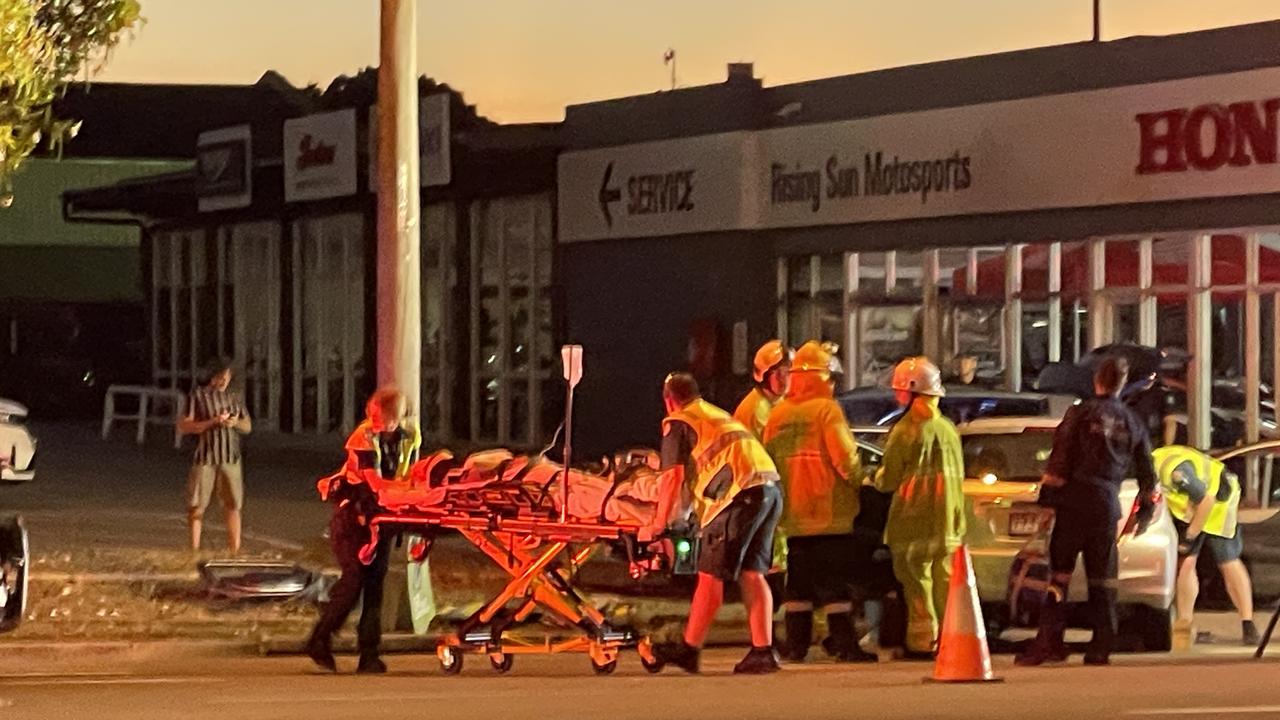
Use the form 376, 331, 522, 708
663, 48, 677, 90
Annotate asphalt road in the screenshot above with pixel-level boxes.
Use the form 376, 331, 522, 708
1, 650, 1280, 720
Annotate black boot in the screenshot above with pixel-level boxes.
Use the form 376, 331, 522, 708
356, 654, 388, 674
653, 641, 700, 674
825, 612, 877, 663
782, 611, 813, 663
733, 646, 781, 674
305, 632, 336, 673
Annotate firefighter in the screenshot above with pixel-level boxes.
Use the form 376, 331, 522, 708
873, 356, 965, 660
763, 341, 872, 662
1154, 445, 1259, 646
733, 340, 793, 609
1016, 357, 1157, 666
306, 387, 421, 674
734, 340, 793, 438
647, 372, 784, 674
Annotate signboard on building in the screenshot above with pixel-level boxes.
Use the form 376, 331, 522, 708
197, 125, 251, 212
557, 132, 757, 242
558, 66, 1280, 241
367, 94, 453, 190
284, 109, 358, 202
421, 93, 452, 187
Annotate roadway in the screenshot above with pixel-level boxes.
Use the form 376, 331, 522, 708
1, 649, 1279, 720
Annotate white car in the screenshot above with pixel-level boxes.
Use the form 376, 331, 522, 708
0, 399, 36, 482
857, 416, 1178, 651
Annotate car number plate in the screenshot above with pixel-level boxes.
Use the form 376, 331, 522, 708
1008, 511, 1041, 536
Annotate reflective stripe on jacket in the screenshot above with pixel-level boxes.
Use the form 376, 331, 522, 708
664, 399, 778, 527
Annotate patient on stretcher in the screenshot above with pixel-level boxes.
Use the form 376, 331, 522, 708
374, 448, 662, 525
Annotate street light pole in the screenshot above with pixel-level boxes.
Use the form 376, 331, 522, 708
376, 0, 422, 417
1093, 0, 1101, 42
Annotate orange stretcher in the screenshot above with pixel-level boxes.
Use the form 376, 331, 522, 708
359, 508, 662, 676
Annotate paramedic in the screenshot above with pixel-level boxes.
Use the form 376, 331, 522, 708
648, 372, 784, 674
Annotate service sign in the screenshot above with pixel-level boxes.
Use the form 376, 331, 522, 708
284, 108, 358, 202
557, 132, 757, 242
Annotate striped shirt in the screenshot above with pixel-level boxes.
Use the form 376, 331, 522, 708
189, 387, 243, 466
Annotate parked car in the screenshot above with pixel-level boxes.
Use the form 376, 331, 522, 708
837, 386, 1054, 427
0, 398, 36, 482
857, 416, 1178, 651
0, 514, 28, 632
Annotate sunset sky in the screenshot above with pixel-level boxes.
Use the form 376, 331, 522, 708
96, 0, 1280, 122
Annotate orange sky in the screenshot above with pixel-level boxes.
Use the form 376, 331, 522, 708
96, 0, 1280, 123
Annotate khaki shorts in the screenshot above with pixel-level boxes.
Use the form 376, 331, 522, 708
188, 463, 244, 514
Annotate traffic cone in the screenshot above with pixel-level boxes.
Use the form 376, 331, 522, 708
928, 545, 1002, 683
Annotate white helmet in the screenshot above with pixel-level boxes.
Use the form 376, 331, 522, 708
890, 356, 945, 397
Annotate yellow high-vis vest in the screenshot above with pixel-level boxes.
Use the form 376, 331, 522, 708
663, 399, 778, 527
1153, 445, 1239, 539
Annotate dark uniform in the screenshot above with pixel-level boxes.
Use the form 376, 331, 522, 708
1021, 395, 1156, 664
307, 423, 419, 671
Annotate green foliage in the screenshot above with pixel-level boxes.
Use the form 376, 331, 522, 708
0, 0, 142, 206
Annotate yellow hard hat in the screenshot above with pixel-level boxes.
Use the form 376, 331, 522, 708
890, 356, 945, 397
752, 340, 793, 383
793, 340, 842, 377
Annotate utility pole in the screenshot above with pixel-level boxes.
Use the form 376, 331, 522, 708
376, 0, 421, 416
664, 48, 677, 90
1092, 0, 1101, 42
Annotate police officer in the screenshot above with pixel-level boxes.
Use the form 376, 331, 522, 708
874, 356, 965, 660
1154, 445, 1259, 646
647, 372, 784, 675
1017, 357, 1157, 666
763, 341, 871, 662
306, 387, 421, 674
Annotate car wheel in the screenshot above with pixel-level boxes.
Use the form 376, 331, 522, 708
1124, 605, 1172, 653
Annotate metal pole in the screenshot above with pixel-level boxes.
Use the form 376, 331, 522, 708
922, 249, 941, 364
377, 0, 422, 418
1005, 244, 1024, 392
1139, 237, 1157, 347
1088, 238, 1111, 350
1245, 234, 1261, 504
561, 382, 574, 524
1188, 234, 1213, 450
1093, 0, 1101, 42
843, 252, 860, 388
1048, 242, 1062, 363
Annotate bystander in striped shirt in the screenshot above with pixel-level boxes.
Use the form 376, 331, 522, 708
189, 386, 243, 466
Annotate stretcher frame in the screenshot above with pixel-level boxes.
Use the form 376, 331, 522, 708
360, 508, 659, 675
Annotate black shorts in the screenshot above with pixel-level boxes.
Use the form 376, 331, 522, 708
1205, 526, 1244, 563
698, 484, 782, 582
785, 534, 857, 606
1172, 518, 1206, 557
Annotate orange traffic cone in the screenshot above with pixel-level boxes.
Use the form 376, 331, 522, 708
928, 545, 1002, 683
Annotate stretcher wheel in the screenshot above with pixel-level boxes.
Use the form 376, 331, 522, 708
591, 658, 618, 675
489, 653, 513, 673
640, 655, 662, 674
439, 646, 463, 675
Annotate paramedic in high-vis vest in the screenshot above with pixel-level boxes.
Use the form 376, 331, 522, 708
763, 341, 872, 663
647, 372, 784, 675
306, 387, 422, 674
1155, 445, 1259, 646
874, 356, 966, 660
